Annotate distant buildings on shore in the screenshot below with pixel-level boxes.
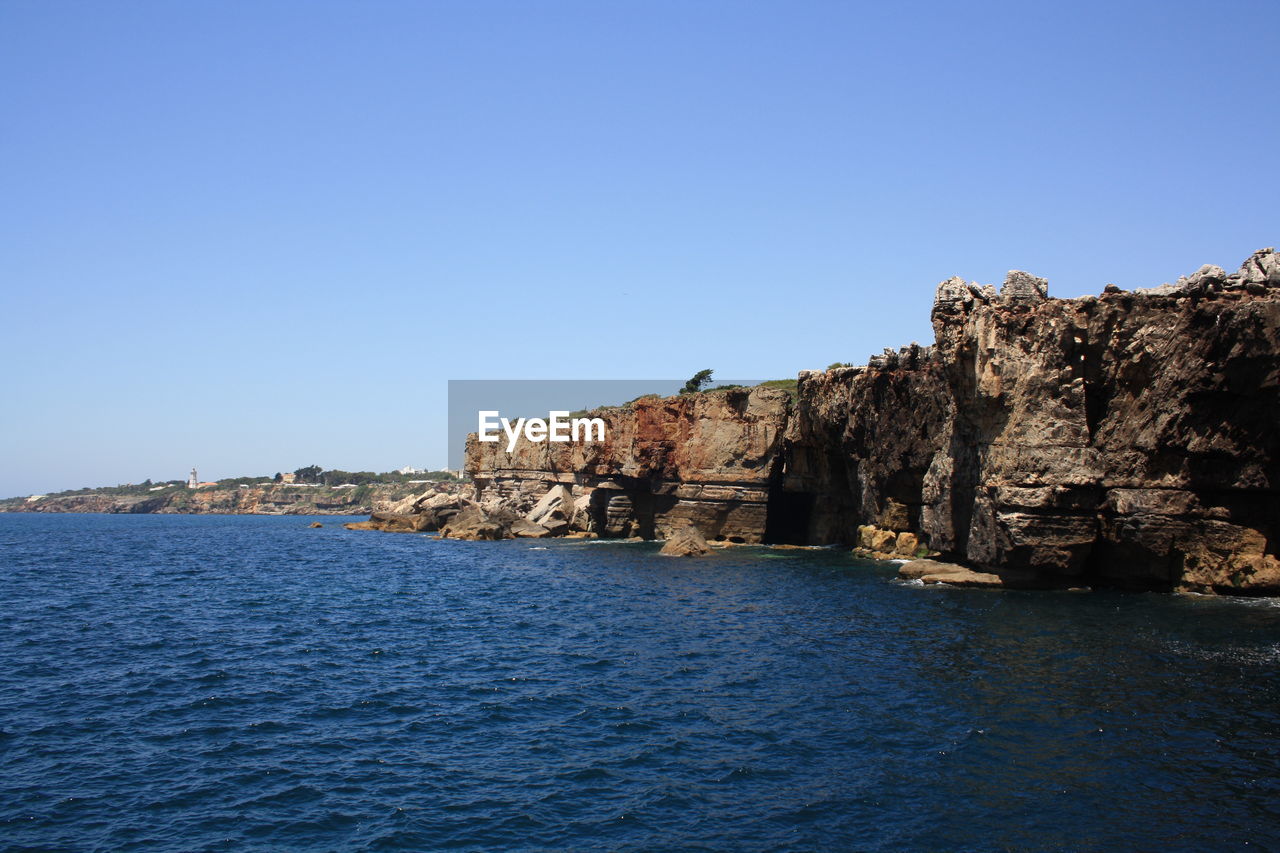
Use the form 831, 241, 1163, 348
185, 469, 217, 488
174, 466, 463, 491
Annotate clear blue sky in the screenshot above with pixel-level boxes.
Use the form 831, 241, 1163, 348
2, 0, 1276, 496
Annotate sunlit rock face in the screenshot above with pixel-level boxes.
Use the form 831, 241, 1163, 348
468, 249, 1280, 593
468, 386, 791, 543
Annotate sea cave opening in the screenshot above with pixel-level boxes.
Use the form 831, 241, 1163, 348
764, 485, 814, 545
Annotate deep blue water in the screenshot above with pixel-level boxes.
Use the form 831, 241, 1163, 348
2, 514, 1279, 851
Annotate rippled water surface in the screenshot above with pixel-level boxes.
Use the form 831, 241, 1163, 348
2, 513, 1279, 851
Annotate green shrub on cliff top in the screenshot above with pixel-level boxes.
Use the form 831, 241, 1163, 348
680, 369, 714, 395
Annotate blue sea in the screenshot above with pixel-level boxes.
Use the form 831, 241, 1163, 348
2, 513, 1278, 851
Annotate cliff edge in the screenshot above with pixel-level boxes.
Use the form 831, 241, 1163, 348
466, 248, 1279, 594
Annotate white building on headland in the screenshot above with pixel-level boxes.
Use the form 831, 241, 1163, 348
187, 468, 198, 489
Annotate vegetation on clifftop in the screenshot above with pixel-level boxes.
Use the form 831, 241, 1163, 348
756, 378, 799, 402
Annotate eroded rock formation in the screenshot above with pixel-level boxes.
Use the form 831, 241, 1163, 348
468, 387, 791, 544
465, 248, 1279, 594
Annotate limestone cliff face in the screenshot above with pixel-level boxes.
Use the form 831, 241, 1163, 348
786, 249, 1280, 593
468, 248, 1280, 594
468, 387, 790, 542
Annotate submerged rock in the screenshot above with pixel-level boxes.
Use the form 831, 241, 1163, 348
898, 559, 1003, 587
898, 560, 1043, 589
342, 511, 428, 533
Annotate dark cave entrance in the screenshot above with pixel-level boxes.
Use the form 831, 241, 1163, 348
764, 484, 814, 545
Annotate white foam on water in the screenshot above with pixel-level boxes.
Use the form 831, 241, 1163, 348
1161, 638, 1280, 666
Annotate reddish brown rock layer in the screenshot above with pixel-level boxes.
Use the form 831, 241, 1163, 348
468, 387, 790, 543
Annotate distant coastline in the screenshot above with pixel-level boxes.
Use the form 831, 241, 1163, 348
1, 468, 463, 516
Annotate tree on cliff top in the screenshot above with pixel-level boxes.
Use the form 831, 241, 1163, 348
680, 369, 714, 395
294, 464, 323, 483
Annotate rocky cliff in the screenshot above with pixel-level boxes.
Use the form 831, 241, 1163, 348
468, 388, 791, 542
469, 248, 1280, 594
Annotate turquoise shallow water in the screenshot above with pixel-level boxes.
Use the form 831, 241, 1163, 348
2, 513, 1279, 851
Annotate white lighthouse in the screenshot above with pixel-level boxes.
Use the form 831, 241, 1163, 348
187, 468, 198, 489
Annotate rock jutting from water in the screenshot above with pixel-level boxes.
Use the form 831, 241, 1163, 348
659, 525, 714, 557
370, 248, 1280, 595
